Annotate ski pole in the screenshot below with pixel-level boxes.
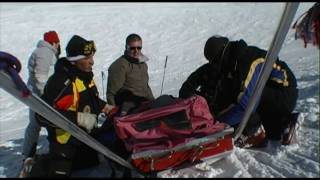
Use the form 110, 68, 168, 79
101, 71, 106, 101
160, 56, 168, 95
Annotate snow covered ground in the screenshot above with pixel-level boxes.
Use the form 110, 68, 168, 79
0, 2, 319, 178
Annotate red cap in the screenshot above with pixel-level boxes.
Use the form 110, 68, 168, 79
44, 31, 60, 44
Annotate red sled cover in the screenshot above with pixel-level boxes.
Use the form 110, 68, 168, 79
113, 95, 234, 173
131, 128, 234, 173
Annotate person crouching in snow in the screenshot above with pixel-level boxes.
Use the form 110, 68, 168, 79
179, 35, 299, 148
27, 35, 117, 177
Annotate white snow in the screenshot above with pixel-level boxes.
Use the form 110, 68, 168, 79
0, 2, 319, 178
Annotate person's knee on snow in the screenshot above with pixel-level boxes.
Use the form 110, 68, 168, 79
179, 35, 298, 148
30, 34, 114, 177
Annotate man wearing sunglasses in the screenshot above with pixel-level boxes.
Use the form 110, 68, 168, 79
107, 33, 154, 116
179, 35, 298, 149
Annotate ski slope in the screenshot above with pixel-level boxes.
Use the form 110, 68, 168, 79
0, 2, 319, 178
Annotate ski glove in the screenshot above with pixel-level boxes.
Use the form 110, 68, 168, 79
77, 112, 97, 133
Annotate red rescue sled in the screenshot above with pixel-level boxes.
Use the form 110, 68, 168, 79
113, 95, 234, 173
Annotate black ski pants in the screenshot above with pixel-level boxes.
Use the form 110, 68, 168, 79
256, 85, 298, 140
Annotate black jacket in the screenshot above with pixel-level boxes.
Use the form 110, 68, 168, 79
42, 58, 106, 170
179, 40, 297, 125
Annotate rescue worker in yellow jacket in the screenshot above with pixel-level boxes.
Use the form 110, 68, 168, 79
40, 35, 114, 177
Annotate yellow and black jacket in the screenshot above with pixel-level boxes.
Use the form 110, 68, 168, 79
42, 58, 106, 170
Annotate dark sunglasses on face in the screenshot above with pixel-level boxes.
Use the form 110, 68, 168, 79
129, 46, 142, 50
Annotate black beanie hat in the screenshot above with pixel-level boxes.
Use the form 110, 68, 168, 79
204, 35, 229, 63
66, 35, 96, 61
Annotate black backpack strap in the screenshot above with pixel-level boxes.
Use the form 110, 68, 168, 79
35, 78, 72, 128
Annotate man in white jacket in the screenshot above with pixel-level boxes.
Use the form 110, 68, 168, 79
21, 31, 61, 167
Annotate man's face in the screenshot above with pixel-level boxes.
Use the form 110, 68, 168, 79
74, 55, 94, 72
126, 40, 142, 59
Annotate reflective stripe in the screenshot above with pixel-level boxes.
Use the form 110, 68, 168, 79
56, 129, 72, 144
75, 78, 86, 92
270, 67, 289, 87
244, 58, 265, 88
68, 82, 78, 111
238, 58, 265, 102
68, 77, 88, 111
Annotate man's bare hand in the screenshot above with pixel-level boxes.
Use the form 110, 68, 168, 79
101, 104, 115, 115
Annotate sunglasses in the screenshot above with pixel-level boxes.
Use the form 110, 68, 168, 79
129, 46, 142, 50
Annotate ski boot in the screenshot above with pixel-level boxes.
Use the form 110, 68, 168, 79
18, 157, 34, 178
235, 125, 266, 148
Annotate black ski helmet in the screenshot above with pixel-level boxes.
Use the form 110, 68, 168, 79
204, 35, 229, 63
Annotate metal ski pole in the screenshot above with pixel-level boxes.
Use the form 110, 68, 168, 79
160, 56, 168, 95
101, 71, 106, 101
234, 2, 300, 141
